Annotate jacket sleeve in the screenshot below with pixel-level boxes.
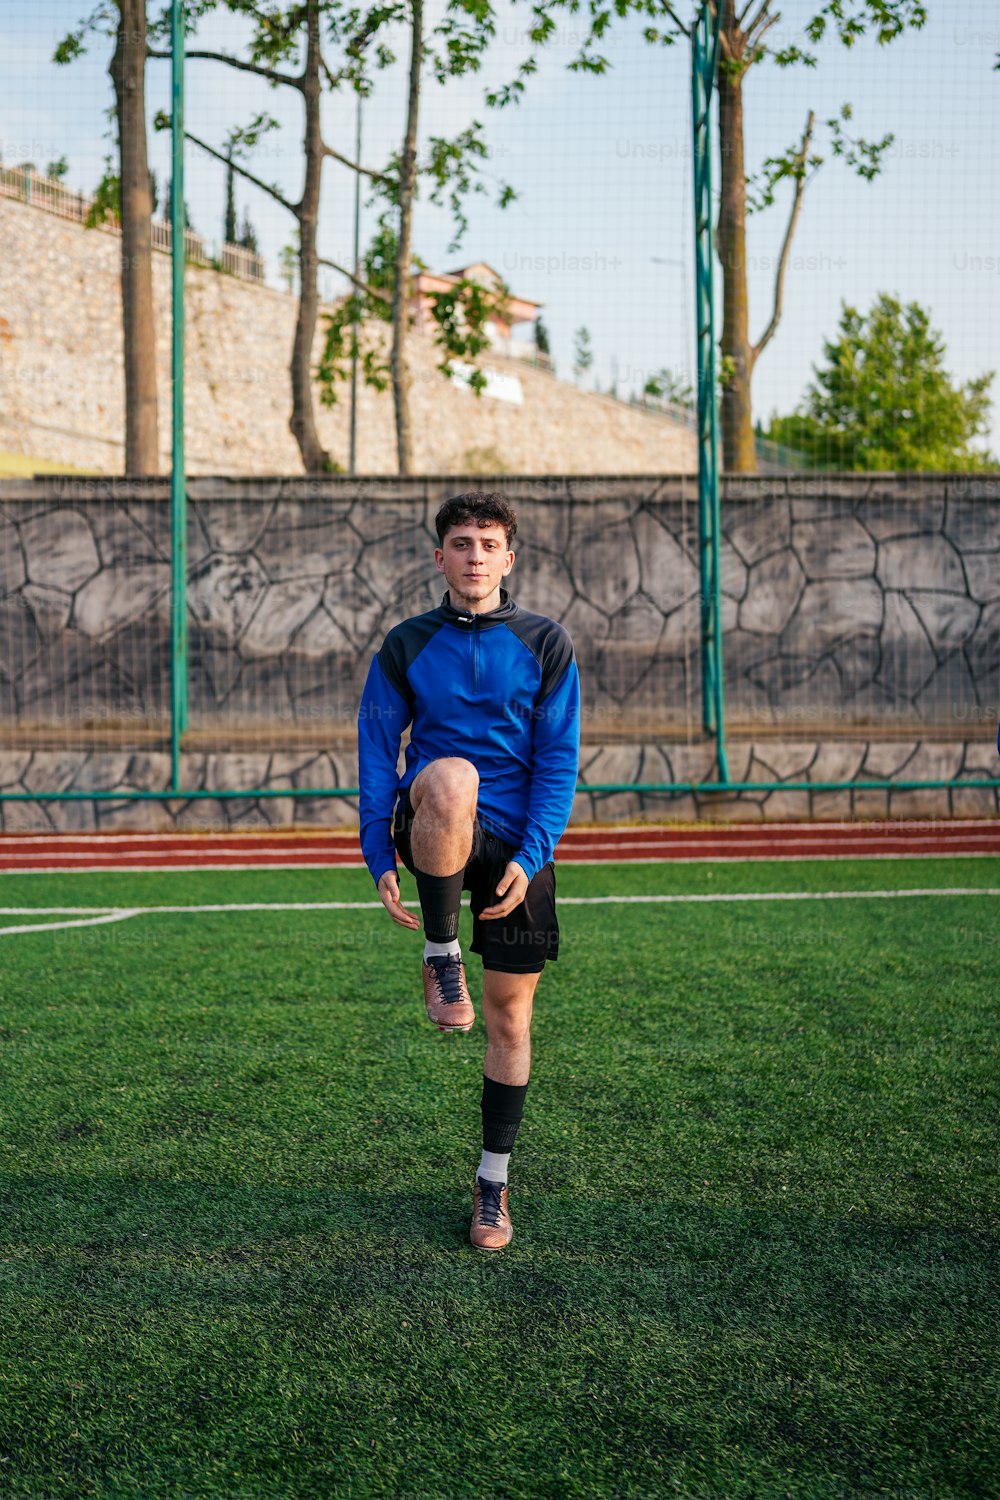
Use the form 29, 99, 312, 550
358, 652, 411, 886
512, 649, 581, 883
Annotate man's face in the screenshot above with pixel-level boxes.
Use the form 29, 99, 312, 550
435, 521, 515, 611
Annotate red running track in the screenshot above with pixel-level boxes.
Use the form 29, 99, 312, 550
0, 821, 996, 871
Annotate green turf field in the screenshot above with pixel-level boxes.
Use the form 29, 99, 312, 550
1, 857, 997, 1498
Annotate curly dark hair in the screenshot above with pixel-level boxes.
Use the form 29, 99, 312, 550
434, 491, 517, 549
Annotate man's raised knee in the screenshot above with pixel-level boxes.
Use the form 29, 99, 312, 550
413, 757, 479, 814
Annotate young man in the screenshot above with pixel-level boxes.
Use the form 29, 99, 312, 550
357, 491, 580, 1250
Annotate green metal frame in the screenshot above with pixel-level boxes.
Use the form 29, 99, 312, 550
692, 0, 728, 782
170, 0, 188, 793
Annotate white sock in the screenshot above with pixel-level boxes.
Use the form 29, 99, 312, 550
477, 1149, 510, 1184
424, 938, 461, 961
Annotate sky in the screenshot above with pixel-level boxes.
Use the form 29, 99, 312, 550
3, 1, 999, 457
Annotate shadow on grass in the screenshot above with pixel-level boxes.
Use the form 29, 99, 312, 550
0, 1171, 994, 1331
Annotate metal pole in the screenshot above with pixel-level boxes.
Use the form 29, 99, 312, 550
349, 92, 363, 475
170, 0, 188, 791
691, 1, 729, 781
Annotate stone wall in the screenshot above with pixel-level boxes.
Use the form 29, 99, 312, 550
0, 195, 696, 477
0, 474, 997, 826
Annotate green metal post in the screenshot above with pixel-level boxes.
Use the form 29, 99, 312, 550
691, 2, 729, 781
170, 0, 188, 792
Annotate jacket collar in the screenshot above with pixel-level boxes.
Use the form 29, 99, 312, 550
439, 585, 517, 627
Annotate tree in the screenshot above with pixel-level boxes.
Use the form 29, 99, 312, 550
539, 0, 926, 470
762, 293, 997, 471
150, 1, 395, 474
573, 325, 593, 383
46, 156, 69, 181
643, 367, 694, 409
238, 210, 259, 256
56, 0, 160, 475
534, 314, 550, 357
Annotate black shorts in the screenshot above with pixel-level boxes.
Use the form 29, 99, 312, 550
392, 783, 559, 974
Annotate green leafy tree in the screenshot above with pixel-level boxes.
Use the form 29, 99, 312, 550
534, 314, 550, 357
531, 0, 926, 470
573, 325, 593, 383
763, 293, 997, 471
643, 367, 694, 409
46, 156, 70, 182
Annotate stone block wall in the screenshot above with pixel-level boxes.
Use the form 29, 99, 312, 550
0, 195, 696, 478
0, 473, 997, 826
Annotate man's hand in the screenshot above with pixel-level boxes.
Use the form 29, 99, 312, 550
377, 870, 421, 930
479, 860, 529, 920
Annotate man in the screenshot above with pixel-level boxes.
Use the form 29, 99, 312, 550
357, 491, 581, 1250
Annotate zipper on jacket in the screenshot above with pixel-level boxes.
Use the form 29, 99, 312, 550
472, 617, 480, 691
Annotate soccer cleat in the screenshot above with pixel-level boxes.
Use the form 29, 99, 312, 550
422, 954, 475, 1032
470, 1176, 513, 1250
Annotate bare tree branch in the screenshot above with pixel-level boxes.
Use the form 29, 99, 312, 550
318, 255, 392, 305
147, 45, 301, 89
185, 129, 297, 215
738, 0, 767, 28
661, 3, 691, 37
322, 143, 392, 184
748, 10, 780, 47
741, 1, 771, 40
751, 110, 815, 369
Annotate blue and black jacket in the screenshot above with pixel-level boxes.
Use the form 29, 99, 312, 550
358, 587, 581, 887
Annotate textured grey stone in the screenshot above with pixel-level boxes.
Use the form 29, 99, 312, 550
205, 753, 272, 791
966, 600, 1000, 683
0, 599, 42, 681
659, 593, 701, 654
349, 499, 427, 544
856, 496, 944, 540
727, 498, 791, 565
878, 591, 937, 696
258, 504, 360, 582
963, 553, 1000, 604
21, 510, 99, 592
739, 550, 806, 635
720, 539, 748, 601
70, 753, 133, 792
0, 517, 25, 596
90, 505, 169, 567
808, 742, 866, 782
597, 594, 665, 700
907, 591, 980, 657
833, 636, 881, 694
943, 499, 1000, 553
355, 527, 437, 611
0, 751, 32, 786
22, 584, 72, 642
292, 607, 353, 659
199, 500, 277, 554
914, 651, 980, 724
750, 742, 817, 779
511, 544, 575, 620
73, 566, 169, 639
782, 579, 883, 651
792, 518, 876, 579
631, 509, 700, 615
566, 517, 641, 616
242, 579, 325, 658
188, 554, 268, 642
877, 536, 965, 592
322, 574, 385, 651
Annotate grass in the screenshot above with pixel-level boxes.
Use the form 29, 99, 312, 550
0, 856, 997, 1498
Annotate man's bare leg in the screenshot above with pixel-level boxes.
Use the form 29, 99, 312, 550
471, 968, 541, 1249
409, 757, 478, 874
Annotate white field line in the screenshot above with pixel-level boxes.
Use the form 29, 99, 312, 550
0, 889, 997, 935
0, 909, 144, 936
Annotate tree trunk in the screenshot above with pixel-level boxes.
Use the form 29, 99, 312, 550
289, 0, 329, 473
111, 0, 158, 475
392, 0, 423, 476
716, 4, 756, 473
